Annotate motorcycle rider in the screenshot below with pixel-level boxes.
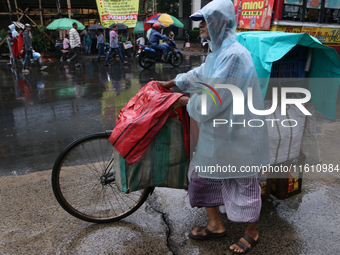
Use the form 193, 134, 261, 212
149, 23, 171, 62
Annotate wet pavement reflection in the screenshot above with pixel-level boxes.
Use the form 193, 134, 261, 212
0, 56, 206, 176
1, 54, 340, 254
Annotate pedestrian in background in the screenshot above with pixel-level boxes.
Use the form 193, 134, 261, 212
17, 28, 24, 65
96, 29, 106, 62
8, 24, 19, 63
105, 25, 126, 66
183, 31, 190, 49
32, 50, 47, 70
120, 29, 132, 60
135, 34, 145, 56
169, 29, 175, 40
85, 30, 91, 55
67, 22, 82, 67
90, 28, 97, 54
80, 30, 86, 53
63, 34, 70, 50
61, 34, 71, 61
20, 24, 33, 74
136, 34, 145, 46
6, 30, 15, 66
121, 29, 130, 43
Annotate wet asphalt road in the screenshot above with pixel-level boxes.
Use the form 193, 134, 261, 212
0, 55, 204, 176
1, 54, 340, 254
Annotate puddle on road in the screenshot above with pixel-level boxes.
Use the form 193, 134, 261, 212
0, 57, 201, 176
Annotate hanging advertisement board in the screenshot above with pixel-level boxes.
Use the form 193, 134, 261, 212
96, 0, 139, 27
234, 0, 275, 30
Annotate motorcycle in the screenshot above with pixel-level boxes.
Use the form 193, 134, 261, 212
137, 40, 183, 69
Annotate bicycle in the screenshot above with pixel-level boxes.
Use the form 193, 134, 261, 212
52, 131, 155, 223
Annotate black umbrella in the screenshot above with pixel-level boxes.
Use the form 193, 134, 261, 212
109, 23, 128, 30
88, 24, 108, 30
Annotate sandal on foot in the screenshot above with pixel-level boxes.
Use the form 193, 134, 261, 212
188, 226, 227, 240
230, 234, 260, 254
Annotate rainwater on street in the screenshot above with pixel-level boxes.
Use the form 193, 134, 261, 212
1, 55, 340, 254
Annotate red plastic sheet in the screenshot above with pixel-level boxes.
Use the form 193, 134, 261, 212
109, 81, 187, 165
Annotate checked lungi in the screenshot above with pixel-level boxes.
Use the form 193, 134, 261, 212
188, 171, 261, 223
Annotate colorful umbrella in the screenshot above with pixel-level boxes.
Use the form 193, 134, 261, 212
46, 18, 85, 30
145, 20, 165, 27
147, 13, 184, 28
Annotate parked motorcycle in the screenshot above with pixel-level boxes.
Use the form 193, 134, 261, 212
138, 40, 183, 69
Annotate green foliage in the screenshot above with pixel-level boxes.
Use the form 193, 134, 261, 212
31, 26, 55, 54
138, 0, 153, 15
156, 0, 179, 16
0, 29, 9, 53
138, 0, 179, 17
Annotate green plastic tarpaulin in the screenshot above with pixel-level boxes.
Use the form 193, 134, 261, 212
133, 21, 145, 34
236, 31, 340, 120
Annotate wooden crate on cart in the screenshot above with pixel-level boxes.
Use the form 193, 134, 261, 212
269, 153, 306, 199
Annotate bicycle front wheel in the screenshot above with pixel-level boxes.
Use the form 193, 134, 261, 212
52, 132, 152, 223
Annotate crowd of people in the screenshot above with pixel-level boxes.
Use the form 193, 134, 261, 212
59, 23, 141, 67
6, 23, 47, 74
60, 23, 186, 67
4, 21, 194, 71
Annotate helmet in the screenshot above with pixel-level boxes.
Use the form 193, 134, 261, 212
25, 23, 31, 27
152, 23, 160, 30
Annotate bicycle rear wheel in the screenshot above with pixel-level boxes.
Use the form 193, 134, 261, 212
52, 132, 152, 223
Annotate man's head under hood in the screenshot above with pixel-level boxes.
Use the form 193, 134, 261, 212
194, 0, 236, 52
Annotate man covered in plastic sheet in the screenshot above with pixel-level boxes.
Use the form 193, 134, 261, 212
158, 0, 270, 253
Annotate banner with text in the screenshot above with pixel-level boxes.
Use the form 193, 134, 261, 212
270, 25, 340, 44
234, 0, 275, 30
96, 0, 139, 28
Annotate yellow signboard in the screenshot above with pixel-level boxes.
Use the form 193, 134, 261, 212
270, 25, 340, 44
96, 0, 139, 28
